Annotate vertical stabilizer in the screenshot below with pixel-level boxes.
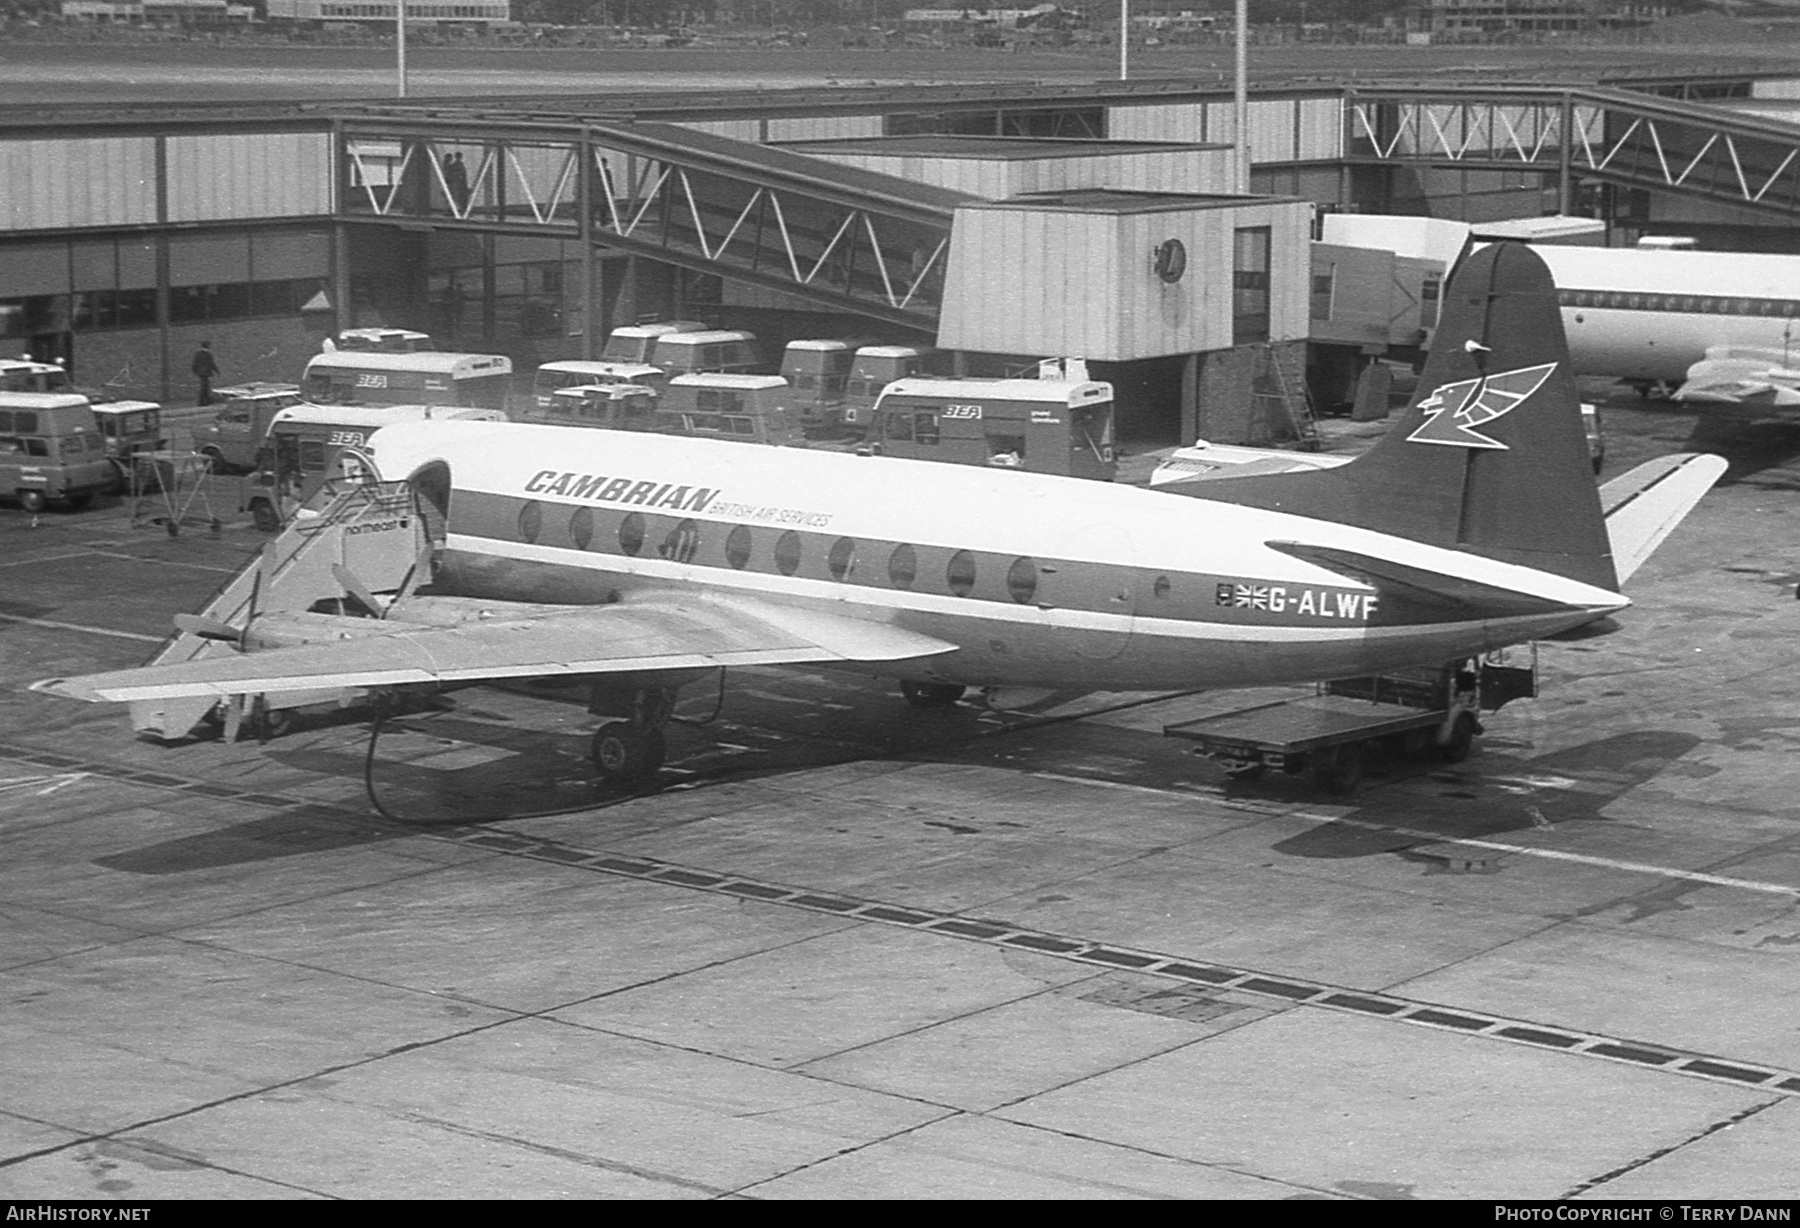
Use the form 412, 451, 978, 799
1191, 242, 1618, 592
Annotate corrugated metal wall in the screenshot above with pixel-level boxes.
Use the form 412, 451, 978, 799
765, 114, 884, 142
939, 197, 1311, 361
800, 147, 1239, 199
2, 138, 157, 231
165, 132, 333, 222
1108, 97, 1342, 164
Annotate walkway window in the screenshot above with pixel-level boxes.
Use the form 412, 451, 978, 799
1233, 226, 1271, 345
947, 549, 977, 598
888, 543, 917, 589
775, 530, 802, 576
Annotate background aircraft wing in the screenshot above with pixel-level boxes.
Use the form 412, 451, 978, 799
33, 593, 957, 704
1600, 453, 1730, 584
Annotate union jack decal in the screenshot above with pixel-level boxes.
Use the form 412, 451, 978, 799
1407, 362, 1557, 450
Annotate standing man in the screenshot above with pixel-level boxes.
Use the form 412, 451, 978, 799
191, 340, 219, 406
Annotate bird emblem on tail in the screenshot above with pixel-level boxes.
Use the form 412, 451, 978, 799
1406, 362, 1558, 450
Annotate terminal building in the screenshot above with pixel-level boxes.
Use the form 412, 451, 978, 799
4, 71, 1800, 444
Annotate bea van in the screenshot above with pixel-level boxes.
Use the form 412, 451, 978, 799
301, 351, 512, 411
867, 378, 1116, 481
843, 345, 938, 429
0, 392, 114, 512
599, 320, 707, 364
649, 330, 761, 378
779, 340, 855, 433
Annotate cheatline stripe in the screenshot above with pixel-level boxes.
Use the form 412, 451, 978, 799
3, 742, 1794, 1100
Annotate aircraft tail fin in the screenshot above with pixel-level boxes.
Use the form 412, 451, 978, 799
1191, 242, 1621, 591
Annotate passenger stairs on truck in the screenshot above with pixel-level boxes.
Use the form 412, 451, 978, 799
130, 479, 430, 740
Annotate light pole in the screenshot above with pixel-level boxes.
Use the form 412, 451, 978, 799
1235, 0, 1248, 192
397, 0, 408, 100
1119, 0, 1128, 80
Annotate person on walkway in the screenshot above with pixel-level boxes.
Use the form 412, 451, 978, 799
191, 340, 220, 407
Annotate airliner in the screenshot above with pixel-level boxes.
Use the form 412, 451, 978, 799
33, 244, 1725, 781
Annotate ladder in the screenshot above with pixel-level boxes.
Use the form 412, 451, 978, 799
1250, 344, 1321, 451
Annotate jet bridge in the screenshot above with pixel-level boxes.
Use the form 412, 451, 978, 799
1346, 85, 1800, 220
338, 118, 970, 332
132, 480, 429, 741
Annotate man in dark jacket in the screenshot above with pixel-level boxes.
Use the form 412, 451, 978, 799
191, 341, 220, 406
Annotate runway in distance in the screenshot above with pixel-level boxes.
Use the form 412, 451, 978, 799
35, 244, 1727, 781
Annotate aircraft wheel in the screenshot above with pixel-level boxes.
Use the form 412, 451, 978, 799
1436, 713, 1478, 764
18, 490, 46, 514
1223, 759, 1266, 782
901, 681, 966, 709
591, 722, 666, 782
1311, 743, 1364, 796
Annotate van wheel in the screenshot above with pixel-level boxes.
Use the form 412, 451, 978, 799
1437, 713, 1478, 764
65, 493, 93, 512
201, 448, 230, 475
1311, 743, 1365, 795
250, 501, 281, 534
18, 490, 45, 514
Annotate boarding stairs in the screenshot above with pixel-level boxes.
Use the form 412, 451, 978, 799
130, 480, 430, 739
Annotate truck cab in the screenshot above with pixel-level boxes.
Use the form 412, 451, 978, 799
779, 340, 855, 435
0, 358, 78, 396
867, 378, 1116, 480
656, 374, 805, 446
193, 383, 306, 474
648, 330, 761, 379
0, 392, 114, 512
842, 345, 938, 431
599, 321, 707, 365
89, 399, 166, 467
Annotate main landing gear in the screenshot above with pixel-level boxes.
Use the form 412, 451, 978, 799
588, 681, 679, 784
901, 681, 966, 709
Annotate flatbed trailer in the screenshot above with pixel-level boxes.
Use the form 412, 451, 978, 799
1163, 652, 1537, 795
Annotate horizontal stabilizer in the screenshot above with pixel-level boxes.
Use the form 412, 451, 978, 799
1600, 454, 1729, 584
33, 593, 955, 705
1266, 542, 1603, 619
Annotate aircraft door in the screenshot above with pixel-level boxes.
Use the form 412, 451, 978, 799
1054, 521, 1136, 661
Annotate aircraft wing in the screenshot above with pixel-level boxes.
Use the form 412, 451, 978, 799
1600, 453, 1729, 584
32, 593, 957, 704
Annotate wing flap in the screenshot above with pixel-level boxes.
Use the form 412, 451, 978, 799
33, 593, 955, 704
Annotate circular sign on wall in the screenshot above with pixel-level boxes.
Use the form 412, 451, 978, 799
1154, 238, 1187, 284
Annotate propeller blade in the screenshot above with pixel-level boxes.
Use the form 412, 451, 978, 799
392, 540, 435, 607
331, 563, 387, 619
174, 613, 243, 642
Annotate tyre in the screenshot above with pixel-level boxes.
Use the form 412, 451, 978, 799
18, 490, 46, 514
1436, 712, 1478, 764
201, 448, 231, 475
900, 681, 966, 709
1311, 743, 1365, 796
590, 722, 666, 782
250, 500, 282, 534
64, 493, 94, 512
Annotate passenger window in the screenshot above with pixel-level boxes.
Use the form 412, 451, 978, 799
619, 511, 645, 556
300, 441, 327, 470
775, 530, 802, 576
828, 537, 856, 581
518, 500, 542, 544
888, 543, 917, 589
915, 413, 940, 445
946, 549, 976, 598
25, 438, 49, 458
1006, 557, 1037, 605
568, 506, 594, 550
884, 412, 914, 443
659, 518, 700, 564
725, 525, 752, 569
